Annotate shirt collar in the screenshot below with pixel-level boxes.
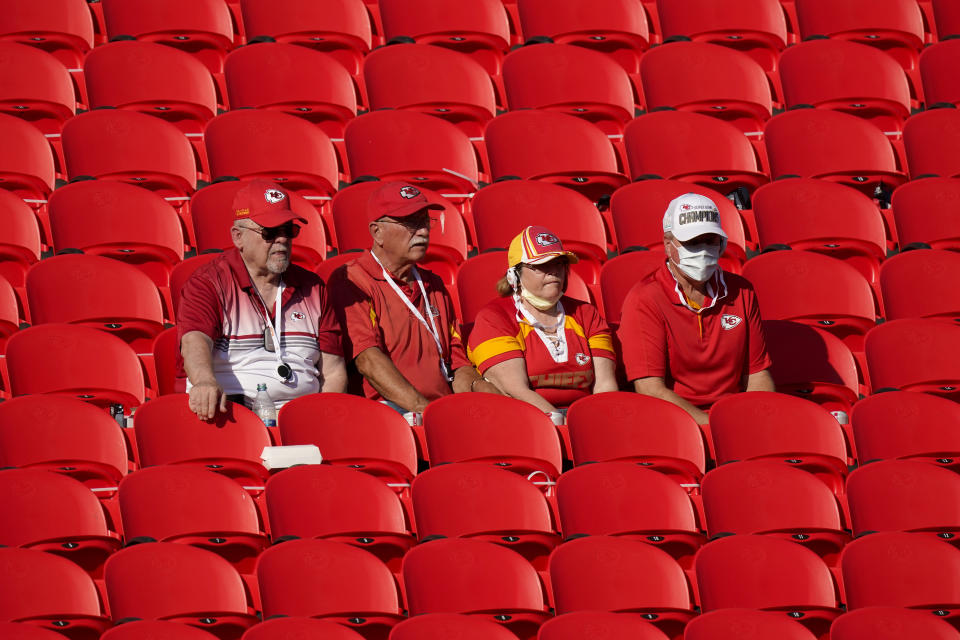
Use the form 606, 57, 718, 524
225, 247, 304, 294
658, 261, 728, 314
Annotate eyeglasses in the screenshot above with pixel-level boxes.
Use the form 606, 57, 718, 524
377, 215, 437, 232
240, 222, 301, 242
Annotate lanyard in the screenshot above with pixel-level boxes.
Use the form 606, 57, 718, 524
252, 279, 290, 376
514, 294, 569, 363
370, 252, 452, 381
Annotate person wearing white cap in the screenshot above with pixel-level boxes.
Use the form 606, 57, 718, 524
468, 225, 618, 416
618, 193, 774, 424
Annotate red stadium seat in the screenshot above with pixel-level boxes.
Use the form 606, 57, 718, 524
152, 327, 183, 396
921, 39, 960, 108
538, 612, 670, 640
779, 39, 911, 134
879, 248, 960, 321
119, 465, 267, 573
264, 464, 413, 570
640, 40, 773, 133
0, 42, 75, 148
48, 180, 184, 319
0, 547, 109, 640
364, 43, 496, 139
0, 113, 56, 243
556, 462, 704, 568
865, 318, 960, 401
764, 108, 906, 201
794, 0, 925, 105
548, 535, 694, 639
752, 179, 887, 284
566, 392, 706, 488
685, 609, 818, 640
6, 324, 146, 409
830, 606, 960, 640
26, 254, 166, 353
710, 391, 851, 489
256, 539, 403, 636
389, 613, 521, 640
170, 252, 221, 318
903, 107, 960, 179
599, 251, 667, 328
485, 110, 628, 205
102, 621, 219, 640
851, 390, 960, 472
105, 543, 257, 636
241, 618, 365, 640
0, 275, 18, 353
313, 250, 362, 285
503, 42, 637, 135
846, 459, 960, 542
412, 463, 559, 568
890, 176, 960, 251
840, 532, 960, 620
933, 0, 960, 38
402, 538, 549, 640
0, 189, 41, 322
695, 534, 840, 637
0, 469, 121, 577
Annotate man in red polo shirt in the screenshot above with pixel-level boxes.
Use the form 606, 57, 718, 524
178, 180, 347, 419
328, 181, 499, 413
618, 193, 774, 424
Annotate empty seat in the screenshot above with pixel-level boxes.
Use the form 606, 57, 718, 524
764, 108, 906, 201
934, 0, 960, 38
3, 622, 110, 640
599, 251, 669, 329
548, 535, 694, 639
710, 391, 851, 492
105, 543, 257, 637
264, 464, 413, 571
26, 254, 166, 353
779, 39, 911, 133
903, 107, 960, 179
170, 252, 221, 317
503, 42, 636, 135
695, 534, 840, 637
840, 532, 960, 620
423, 393, 563, 481
389, 613, 521, 640
921, 39, 960, 108
0, 113, 56, 242
256, 539, 403, 637
879, 248, 960, 321
241, 617, 365, 640
830, 606, 960, 640
344, 110, 480, 196
0, 547, 109, 640
118, 465, 267, 574
538, 612, 670, 640
412, 463, 559, 568
133, 394, 271, 487
0, 188, 41, 322
890, 177, 960, 251
6, 324, 145, 409
0, 0, 94, 74
846, 459, 960, 541
556, 462, 704, 567
624, 110, 768, 197
0, 275, 17, 353
640, 40, 773, 133
702, 460, 848, 565
0, 468, 121, 577
567, 392, 706, 487
684, 609, 818, 640
102, 621, 220, 640
865, 318, 960, 401
752, 179, 887, 283
0, 42, 75, 140
484, 110, 628, 205
152, 327, 183, 395
363, 43, 496, 139
402, 538, 549, 640
851, 390, 960, 472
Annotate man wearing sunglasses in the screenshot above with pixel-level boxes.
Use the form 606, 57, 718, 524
178, 180, 347, 419
329, 181, 498, 415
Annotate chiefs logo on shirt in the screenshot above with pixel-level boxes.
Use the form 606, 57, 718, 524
291, 311, 305, 321
721, 314, 743, 330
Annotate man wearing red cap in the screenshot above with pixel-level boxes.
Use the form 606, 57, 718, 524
178, 180, 347, 418
329, 181, 498, 413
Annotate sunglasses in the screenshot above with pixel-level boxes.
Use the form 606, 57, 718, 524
378, 215, 437, 232
242, 222, 301, 242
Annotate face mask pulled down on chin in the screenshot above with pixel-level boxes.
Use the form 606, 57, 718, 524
673, 241, 723, 283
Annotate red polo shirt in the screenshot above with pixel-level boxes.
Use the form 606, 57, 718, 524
618, 262, 772, 407
328, 250, 471, 403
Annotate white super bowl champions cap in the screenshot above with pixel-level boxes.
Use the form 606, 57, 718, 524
662, 193, 728, 242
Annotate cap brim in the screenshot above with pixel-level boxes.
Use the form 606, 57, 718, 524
525, 250, 579, 265
377, 201, 445, 220
672, 225, 728, 242
249, 209, 309, 228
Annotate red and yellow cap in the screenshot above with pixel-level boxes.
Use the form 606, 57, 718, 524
233, 179, 308, 228
507, 225, 579, 268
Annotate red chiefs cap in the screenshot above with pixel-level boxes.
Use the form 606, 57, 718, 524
233, 180, 308, 228
367, 181, 444, 223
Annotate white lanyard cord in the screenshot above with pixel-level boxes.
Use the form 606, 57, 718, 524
370, 252, 451, 379
252, 280, 287, 369
514, 294, 569, 363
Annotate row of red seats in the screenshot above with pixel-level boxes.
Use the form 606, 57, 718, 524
2, 532, 958, 640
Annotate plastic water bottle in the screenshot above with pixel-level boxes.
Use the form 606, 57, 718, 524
252, 383, 277, 427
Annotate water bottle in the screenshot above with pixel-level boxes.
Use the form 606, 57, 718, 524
252, 383, 277, 427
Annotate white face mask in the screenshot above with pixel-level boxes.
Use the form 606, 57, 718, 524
672, 240, 723, 282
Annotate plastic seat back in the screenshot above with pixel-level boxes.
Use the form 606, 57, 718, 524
102, 620, 220, 640
390, 613, 520, 640
241, 617, 366, 640
865, 318, 960, 400
0, 113, 56, 205
0, 188, 41, 312
880, 248, 960, 321
903, 107, 960, 179
0, 42, 75, 135
830, 606, 960, 640
599, 251, 668, 328
684, 609, 817, 640
538, 611, 670, 640
921, 37, 960, 107
890, 176, 960, 251
0, 0, 94, 69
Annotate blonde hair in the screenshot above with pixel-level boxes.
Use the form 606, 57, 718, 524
496, 274, 513, 297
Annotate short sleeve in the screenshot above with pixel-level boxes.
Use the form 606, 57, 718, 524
328, 265, 382, 361
176, 271, 222, 343
578, 302, 616, 360
618, 284, 668, 381
744, 285, 773, 374
314, 281, 344, 357
468, 301, 524, 374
